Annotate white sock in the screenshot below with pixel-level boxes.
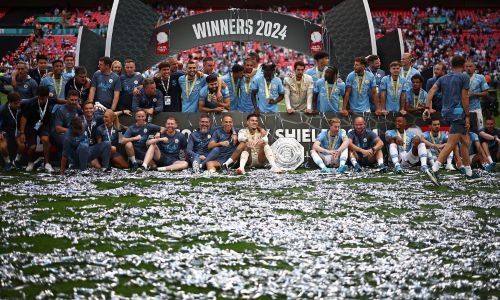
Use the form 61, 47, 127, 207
239, 151, 249, 169
351, 157, 358, 165
311, 151, 326, 169
464, 165, 472, 176
432, 160, 442, 172
487, 155, 493, 164
427, 150, 435, 165
15, 154, 22, 161
418, 143, 427, 167
339, 149, 348, 166
389, 143, 400, 165
263, 144, 278, 168
377, 157, 384, 165
446, 151, 453, 165
223, 158, 233, 166
3, 156, 10, 163
129, 156, 136, 163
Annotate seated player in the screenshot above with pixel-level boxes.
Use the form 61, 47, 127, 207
236, 113, 282, 175
385, 115, 429, 174
186, 114, 213, 172
347, 116, 386, 172
420, 117, 455, 170
478, 117, 499, 171
456, 131, 491, 173
310, 118, 349, 173
142, 116, 188, 171
60, 116, 111, 175
95, 109, 129, 169
121, 109, 164, 170
205, 114, 241, 174
0, 92, 24, 170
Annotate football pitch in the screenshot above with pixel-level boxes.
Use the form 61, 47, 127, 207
0, 168, 498, 299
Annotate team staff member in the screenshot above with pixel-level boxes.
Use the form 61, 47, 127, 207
347, 117, 386, 172
0, 92, 24, 170
95, 109, 129, 169
88, 56, 121, 111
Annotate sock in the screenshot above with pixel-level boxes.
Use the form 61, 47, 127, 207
487, 155, 493, 164
418, 143, 427, 167
339, 148, 348, 166
389, 143, 400, 166
464, 165, 472, 176
263, 144, 278, 168
377, 157, 384, 165
311, 151, 326, 169
427, 150, 435, 165
446, 151, 453, 166
3, 156, 10, 164
129, 156, 136, 163
239, 151, 249, 169
15, 154, 22, 161
223, 158, 233, 166
351, 157, 358, 166
432, 160, 442, 172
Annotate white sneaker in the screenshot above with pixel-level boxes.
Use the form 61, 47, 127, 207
26, 162, 35, 172
44, 163, 54, 173
445, 164, 456, 171
270, 166, 283, 173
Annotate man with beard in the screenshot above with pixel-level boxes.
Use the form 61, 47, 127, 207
251, 63, 284, 114
479, 117, 499, 168
64, 66, 91, 106
62, 54, 75, 81
425, 62, 446, 112
366, 54, 385, 112
400, 52, 420, 82
18, 86, 55, 172
347, 117, 386, 172
121, 109, 164, 170
221, 64, 244, 111
142, 117, 188, 171
312, 66, 345, 113
187, 114, 213, 173
132, 78, 163, 120
238, 58, 259, 113
420, 117, 455, 170
51, 90, 82, 149
342, 57, 379, 116
465, 60, 489, 130
178, 60, 207, 112
285, 61, 314, 113
198, 74, 230, 113
236, 113, 281, 175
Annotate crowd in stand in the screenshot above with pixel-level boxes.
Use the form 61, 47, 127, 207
0, 5, 498, 84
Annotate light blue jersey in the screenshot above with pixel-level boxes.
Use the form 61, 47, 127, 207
314, 79, 345, 112
316, 129, 347, 154
400, 67, 420, 81
385, 129, 416, 153
422, 131, 448, 156
468, 74, 489, 110
251, 75, 284, 113
345, 71, 376, 112
221, 73, 240, 111
379, 76, 410, 112
41, 75, 67, 100
178, 74, 207, 112
238, 76, 258, 112
406, 88, 427, 109
305, 66, 326, 84
198, 85, 230, 110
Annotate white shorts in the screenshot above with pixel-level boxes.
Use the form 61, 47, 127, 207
400, 151, 420, 164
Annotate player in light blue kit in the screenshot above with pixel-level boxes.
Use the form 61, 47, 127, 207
420, 117, 455, 170
221, 64, 244, 111
198, 74, 230, 113
342, 56, 380, 116
238, 58, 259, 113
251, 63, 284, 113
385, 115, 429, 174
379, 61, 409, 114
405, 74, 427, 114
465, 60, 489, 130
206, 114, 240, 174
310, 118, 350, 173
305, 52, 330, 84
313, 66, 346, 113
178, 60, 207, 112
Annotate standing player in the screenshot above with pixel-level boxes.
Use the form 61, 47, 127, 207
313, 66, 345, 113
236, 113, 282, 174
424, 55, 480, 184
238, 58, 259, 113
366, 54, 385, 112
400, 52, 420, 82
284, 61, 314, 113
178, 60, 207, 112
221, 64, 244, 111
251, 63, 284, 114
305, 52, 330, 84
310, 118, 350, 173
405, 74, 427, 113
465, 60, 489, 130
425, 62, 446, 112
341, 57, 380, 116
41, 59, 66, 102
